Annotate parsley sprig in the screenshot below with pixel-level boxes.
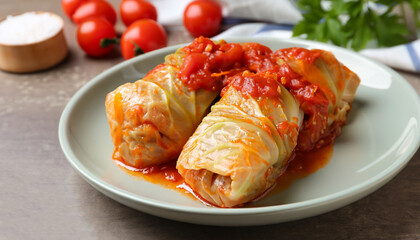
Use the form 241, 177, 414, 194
293, 0, 419, 51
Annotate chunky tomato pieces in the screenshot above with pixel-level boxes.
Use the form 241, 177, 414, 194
225, 71, 281, 99
178, 37, 244, 91
178, 38, 340, 151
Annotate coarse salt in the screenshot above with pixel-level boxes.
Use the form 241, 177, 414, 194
0, 12, 62, 45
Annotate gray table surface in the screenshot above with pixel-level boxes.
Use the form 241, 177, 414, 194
1, 1, 419, 239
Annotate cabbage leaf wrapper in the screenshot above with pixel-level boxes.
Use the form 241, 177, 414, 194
105, 64, 218, 168
274, 48, 361, 150
177, 72, 302, 207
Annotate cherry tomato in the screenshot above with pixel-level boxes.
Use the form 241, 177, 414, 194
72, 0, 117, 25
120, 19, 167, 60
61, 0, 87, 19
76, 18, 117, 57
119, 0, 157, 27
183, 0, 222, 37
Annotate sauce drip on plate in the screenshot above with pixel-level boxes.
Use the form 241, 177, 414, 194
114, 144, 333, 206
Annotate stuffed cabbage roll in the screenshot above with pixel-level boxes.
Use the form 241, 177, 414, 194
105, 37, 245, 168
177, 71, 302, 207
105, 64, 218, 168
241, 44, 360, 150
273, 48, 360, 150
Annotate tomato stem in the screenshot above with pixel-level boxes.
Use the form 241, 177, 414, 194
130, 40, 144, 56
100, 38, 120, 48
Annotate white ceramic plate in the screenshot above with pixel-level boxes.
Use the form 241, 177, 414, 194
59, 37, 420, 226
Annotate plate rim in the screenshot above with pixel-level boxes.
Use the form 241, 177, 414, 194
58, 37, 420, 218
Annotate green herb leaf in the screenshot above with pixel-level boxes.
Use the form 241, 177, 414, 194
409, 0, 420, 28
293, 0, 412, 51
326, 17, 348, 46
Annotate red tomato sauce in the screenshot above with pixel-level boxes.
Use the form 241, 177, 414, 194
242, 42, 279, 73
178, 36, 244, 91
222, 71, 281, 98
114, 160, 185, 190
271, 50, 334, 151
273, 144, 333, 192
274, 47, 321, 64
114, 144, 333, 206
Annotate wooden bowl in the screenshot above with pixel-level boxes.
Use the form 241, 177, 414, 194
0, 11, 68, 73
